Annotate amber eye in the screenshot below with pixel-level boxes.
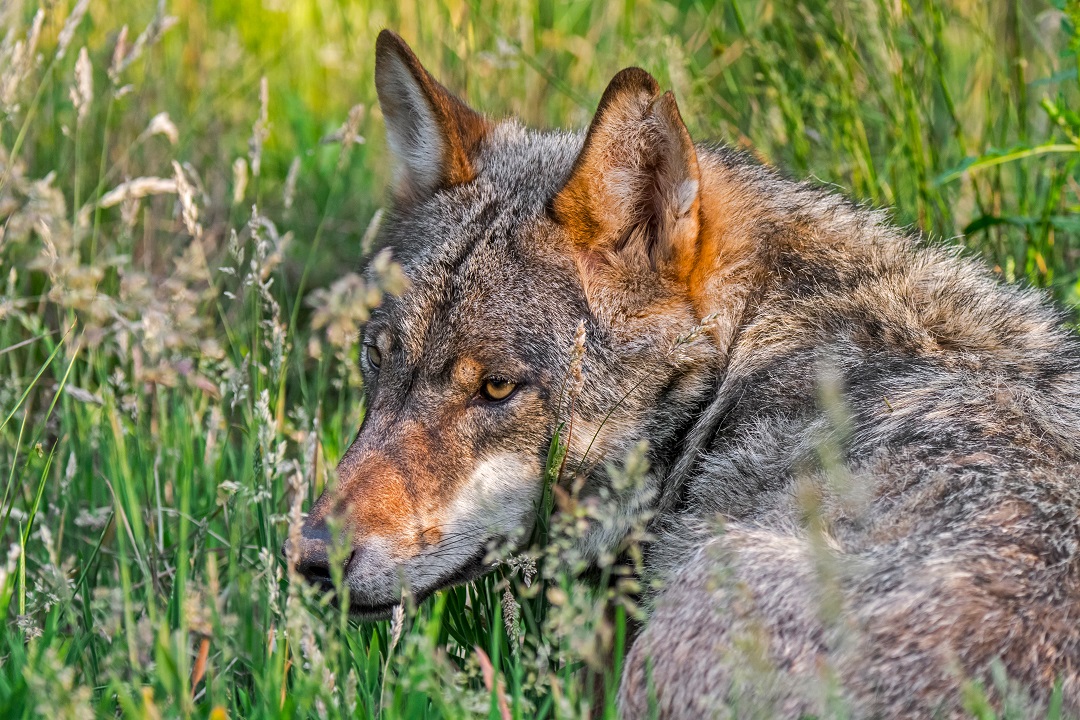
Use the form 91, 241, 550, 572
480, 377, 517, 402
366, 344, 382, 369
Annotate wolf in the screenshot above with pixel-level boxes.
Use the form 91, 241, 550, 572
285, 29, 1080, 718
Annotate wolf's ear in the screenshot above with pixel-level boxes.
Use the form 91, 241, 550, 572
552, 68, 701, 276
374, 30, 490, 203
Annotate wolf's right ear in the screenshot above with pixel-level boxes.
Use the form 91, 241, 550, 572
374, 30, 490, 203
552, 67, 701, 281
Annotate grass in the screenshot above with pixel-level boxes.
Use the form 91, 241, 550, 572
1, 0, 1079, 717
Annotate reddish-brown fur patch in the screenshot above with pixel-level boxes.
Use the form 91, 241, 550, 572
314, 417, 468, 554
552, 67, 661, 249
453, 357, 483, 388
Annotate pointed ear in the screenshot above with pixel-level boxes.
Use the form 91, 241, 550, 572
374, 30, 491, 203
552, 68, 701, 275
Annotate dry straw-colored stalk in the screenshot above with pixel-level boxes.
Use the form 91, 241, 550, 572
97, 177, 178, 209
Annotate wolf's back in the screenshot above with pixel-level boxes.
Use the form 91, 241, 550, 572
627, 145, 1080, 717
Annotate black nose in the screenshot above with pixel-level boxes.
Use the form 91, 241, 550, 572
283, 520, 334, 591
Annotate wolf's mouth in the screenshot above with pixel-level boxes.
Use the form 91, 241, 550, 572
347, 598, 404, 621
340, 544, 495, 621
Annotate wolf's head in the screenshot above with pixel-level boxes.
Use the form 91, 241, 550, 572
285, 30, 722, 617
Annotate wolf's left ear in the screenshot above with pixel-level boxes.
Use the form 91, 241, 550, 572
552, 68, 701, 277
375, 30, 490, 203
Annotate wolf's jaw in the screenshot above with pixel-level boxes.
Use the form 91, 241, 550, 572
345, 543, 496, 620
347, 599, 401, 621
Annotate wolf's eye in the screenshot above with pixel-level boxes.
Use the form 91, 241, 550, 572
365, 344, 382, 369
480, 377, 517, 403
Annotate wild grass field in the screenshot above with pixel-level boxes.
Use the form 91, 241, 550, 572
2, 0, 1080, 717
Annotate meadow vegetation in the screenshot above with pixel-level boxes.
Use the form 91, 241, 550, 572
1, 0, 1079, 717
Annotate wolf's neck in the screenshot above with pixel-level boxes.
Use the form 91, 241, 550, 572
642, 148, 839, 535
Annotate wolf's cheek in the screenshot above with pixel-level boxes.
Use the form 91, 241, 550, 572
439, 453, 543, 545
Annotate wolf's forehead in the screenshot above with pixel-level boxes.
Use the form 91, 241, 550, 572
386, 233, 551, 365
383, 124, 582, 261
372, 125, 585, 359
474, 123, 583, 204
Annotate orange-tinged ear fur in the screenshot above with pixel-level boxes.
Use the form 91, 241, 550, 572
552, 67, 701, 281
374, 30, 491, 203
